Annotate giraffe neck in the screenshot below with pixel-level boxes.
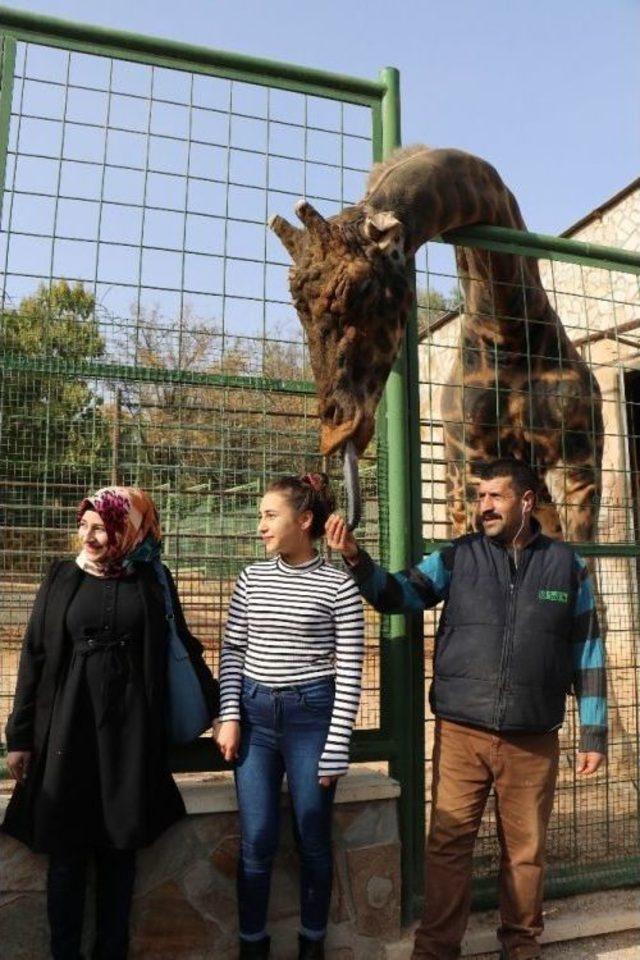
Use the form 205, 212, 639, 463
365, 146, 553, 346
455, 245, 554, 350
366, 147, 524, 249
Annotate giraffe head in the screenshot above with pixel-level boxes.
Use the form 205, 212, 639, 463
269, 201, 413, 456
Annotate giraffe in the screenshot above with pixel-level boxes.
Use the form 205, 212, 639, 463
269, 145, 603, 542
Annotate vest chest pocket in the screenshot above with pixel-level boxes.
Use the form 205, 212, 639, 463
519, 585, 573, 633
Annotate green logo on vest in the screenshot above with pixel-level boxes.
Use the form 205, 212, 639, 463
538, 589, 569, 603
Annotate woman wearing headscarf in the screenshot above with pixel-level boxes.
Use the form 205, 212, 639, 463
3, 487, 219, 960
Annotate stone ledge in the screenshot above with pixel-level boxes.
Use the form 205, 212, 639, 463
0, 766, 400, 819
179, 766, 400, 815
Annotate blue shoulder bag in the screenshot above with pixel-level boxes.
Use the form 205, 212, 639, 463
153, 559, 212, 745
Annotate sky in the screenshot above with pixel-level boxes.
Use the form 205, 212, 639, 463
0, 0, 637, 339
4, 0, 638, 235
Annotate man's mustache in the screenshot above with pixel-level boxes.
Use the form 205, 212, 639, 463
481, 513, 502, 522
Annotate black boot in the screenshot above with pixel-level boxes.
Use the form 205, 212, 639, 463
239, 936, 271, 958
298, 934, 325, 959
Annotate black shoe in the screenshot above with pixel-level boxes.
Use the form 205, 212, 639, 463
239, 936, 271, 958
298, 934, 325, 959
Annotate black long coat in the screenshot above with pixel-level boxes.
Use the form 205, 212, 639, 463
3, 559, 219, 849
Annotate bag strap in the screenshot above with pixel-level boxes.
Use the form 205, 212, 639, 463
152, 559, 189, 662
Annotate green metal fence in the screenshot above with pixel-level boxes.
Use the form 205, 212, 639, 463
416, 231, 640, 902
0, 12, 392, 736
0, 4, 638, 927
0, 3, 423, 919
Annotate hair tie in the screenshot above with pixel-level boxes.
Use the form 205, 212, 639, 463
302, 472, 324, 492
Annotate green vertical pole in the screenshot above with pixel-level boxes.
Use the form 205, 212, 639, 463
0, 32, 16, 230
379, 66, 426, 925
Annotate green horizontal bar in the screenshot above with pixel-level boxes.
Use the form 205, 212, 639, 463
567, 541, 640, 557
169, 738, 225, 773
424, 539, 640, 557
0, 6, 386, 106
168, 729, 392, 773
2, 353, 316, 395
471, 855, 640, 910
351, 730, 396, 762
440, 224, 640, 275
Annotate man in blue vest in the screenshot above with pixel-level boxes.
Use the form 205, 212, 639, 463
326, 458, 606, 960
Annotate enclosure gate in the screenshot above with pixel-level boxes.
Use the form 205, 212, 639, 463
0, 4, 638, 928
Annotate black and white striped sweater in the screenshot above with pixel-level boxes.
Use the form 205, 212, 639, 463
219, 553, 364, 776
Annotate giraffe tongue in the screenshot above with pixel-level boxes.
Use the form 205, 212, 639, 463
342, 440, 362, 532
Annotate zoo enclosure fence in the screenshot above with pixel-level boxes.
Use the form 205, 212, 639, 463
0, 3, 638, 925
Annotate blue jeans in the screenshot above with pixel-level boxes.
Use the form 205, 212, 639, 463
235, 676, 337, 941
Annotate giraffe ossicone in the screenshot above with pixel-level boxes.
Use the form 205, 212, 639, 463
269, 145, 603, 542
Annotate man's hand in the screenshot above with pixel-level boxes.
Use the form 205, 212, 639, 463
7, 751, 31, 782
325, 513, 359, 565
576, 751, 605, 776
215, 720, 241, 763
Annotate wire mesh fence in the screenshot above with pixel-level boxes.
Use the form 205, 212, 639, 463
0, 33, 384, 748
1, 14, 638, 911
417, 240, 640, 896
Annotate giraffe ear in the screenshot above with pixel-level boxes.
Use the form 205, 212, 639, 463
363, 211, 405, 262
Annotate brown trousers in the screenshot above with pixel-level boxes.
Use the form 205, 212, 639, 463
413, 719, 559, 960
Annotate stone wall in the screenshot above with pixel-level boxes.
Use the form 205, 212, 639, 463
0, 768, 401, 960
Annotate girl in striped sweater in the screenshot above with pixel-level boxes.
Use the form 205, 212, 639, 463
216, 474, 364, 960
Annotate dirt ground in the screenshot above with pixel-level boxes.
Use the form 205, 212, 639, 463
468, 887, 639, 960
474, 929, 639, 959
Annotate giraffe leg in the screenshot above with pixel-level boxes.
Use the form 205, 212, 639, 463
445, 456, 469, 537
545, 462, 601, 543
533, 475, 564, 541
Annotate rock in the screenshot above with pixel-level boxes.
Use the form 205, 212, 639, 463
366, 876, 393, 908
340, 801, 399, 848
0, 892, 49, 959
130, 879, 223, 959
182, 856, 238, 933
0, 837, 47, 892
346, 843, 401, 939
211, 834, 240, 880
190, 811, 239, 847
330, 849, 353, 924
333, 803, 364, 837
135, 818, 201, 898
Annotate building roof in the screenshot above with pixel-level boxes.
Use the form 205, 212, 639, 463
418, 305, 460, 342
560, 177, 640, 238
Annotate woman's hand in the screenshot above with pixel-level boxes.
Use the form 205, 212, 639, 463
319, 774, 340, 789
215, 720, 241, 763
7, 751, 31, 782
325, 514, 360, 565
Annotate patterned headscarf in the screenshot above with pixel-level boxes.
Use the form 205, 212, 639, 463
76, 486, 162, 578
